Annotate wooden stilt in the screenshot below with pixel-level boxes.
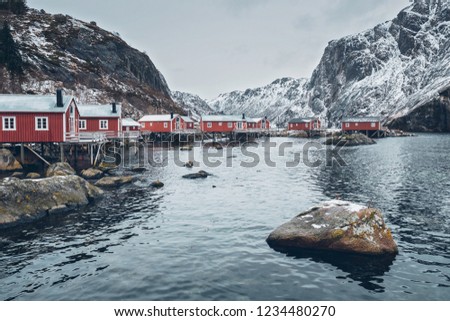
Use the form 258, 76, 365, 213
60, 144, 64, 163
20, 143, 25, 164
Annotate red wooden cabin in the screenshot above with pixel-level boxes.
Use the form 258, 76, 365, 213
247, 117, 270, 131
0, 90, 79, 143
288, 117, 321, 131
200, 115, 248, 133
78, 103, 122, 139
181, 116, 195, 130
342, 117, 381, 132
139, 114, 192, 133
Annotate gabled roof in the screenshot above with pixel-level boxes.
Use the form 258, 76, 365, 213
289, 117, 318, 124
342, 116, 381, 123
0, 94, 75, 113
181, 116, 194, 123
139, 114, 179, 122
201, 115, 246, 122
122, 118, 140, 127
78, 104, 121, 118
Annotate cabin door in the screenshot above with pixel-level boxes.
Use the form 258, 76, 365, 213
237, 122, 243, 130
175, 118, 180, 130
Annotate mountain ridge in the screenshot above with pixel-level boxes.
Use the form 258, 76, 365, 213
0, 8, 182, 119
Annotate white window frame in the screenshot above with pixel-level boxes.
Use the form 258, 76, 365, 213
2, 116, 16, 131
79, 119, 87, 130
237, 122, 243, 130
218, 122, 223, 126
371, 122, 376, 128
207, 122, 212, 129
306, 123, 309, 129
164, 122, 168, 129
228, 122, 233, 128
35, 117, 49, 131
355, 123, 359, 127
100, 120, 109, 130
346, 123, 350, 128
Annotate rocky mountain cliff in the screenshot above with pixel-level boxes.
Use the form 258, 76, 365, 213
213, 0, 450, 131
0, 8, 181, 118
208, 78, 310, 127
171, 91, 214, 120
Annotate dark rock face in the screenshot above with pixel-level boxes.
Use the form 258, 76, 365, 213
267, 200, 398, 256
0, 176, 103, 227
0, 9, 181, 118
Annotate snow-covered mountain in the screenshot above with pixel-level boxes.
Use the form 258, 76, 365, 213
208, 78, 310, 127
171, 91, 214, 121
0, 8, 181, 119
213, 0, 450, 131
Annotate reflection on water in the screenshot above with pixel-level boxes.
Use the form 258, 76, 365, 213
0, 135, 450, 300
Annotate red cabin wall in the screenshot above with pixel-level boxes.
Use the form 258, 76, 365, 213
201, 121, 247, 133
140, 118, 178, 133
289, 122, 311, 131
81, 117, 120, 133
0, 112, 65, 143
343, 121, 381, 131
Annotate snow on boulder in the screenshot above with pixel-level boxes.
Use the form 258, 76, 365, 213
267, 200, 398, 256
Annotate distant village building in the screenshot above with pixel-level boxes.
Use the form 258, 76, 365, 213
0, 90, 80, 143
341, 117, 381, 133
139, 114, 194, 133
200, 115, 248, 133
288, 117, 321, 131
247, 117, 270, 131
78, 103, 122, 139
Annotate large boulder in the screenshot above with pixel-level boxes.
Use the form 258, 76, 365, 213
46, 162, 76, 177
324, 134, 376, 146
95, 176, 135, 188
81, 168, 104, 180
0, 149, 22, 172
267, 200, 398, 256
0, 176, 103, 227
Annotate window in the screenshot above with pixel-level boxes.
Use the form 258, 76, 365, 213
228, 122, 233, 128
141, 123, 145, 129
3, 117, 16, 131
79, 119, 87, 130
346, 123, 350, 128
150, 122, 153, 127
100, 120, 108, 130
35, 117, 49, 131
164, 122, 168, 129
355, 123, 359, 127
237, 122, 243, 130
371, 122, 376, 128
306, 124, 309, 128
218, 122, 223, 126
207, 122, 212, 129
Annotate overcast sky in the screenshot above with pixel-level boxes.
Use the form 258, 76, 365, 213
28, 0, 410, 99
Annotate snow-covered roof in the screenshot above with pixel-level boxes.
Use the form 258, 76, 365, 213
0, 94, 74, 113
181, 116, 195, 123
247, 118, 266, 123
139, 114, 179, 122
289, 117, 318, 124
78, 104, 121, 118
201, 115, 246, 122
342, 116, 381, 123
122, 118, 140, 127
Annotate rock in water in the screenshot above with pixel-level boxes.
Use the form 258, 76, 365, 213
46, 162, 76, 177
81, 168, 104, 180
0, 149, 22, 172
95, 176, 134, 187
267, 200, 398, 256
0, 176, 103, 227
182, 171, 210, 179
324, 134, 376, 147
26, 172, 41, 179
150, 180, 164, 188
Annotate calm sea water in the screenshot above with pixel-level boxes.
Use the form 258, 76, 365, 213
0, 135, 449, 301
